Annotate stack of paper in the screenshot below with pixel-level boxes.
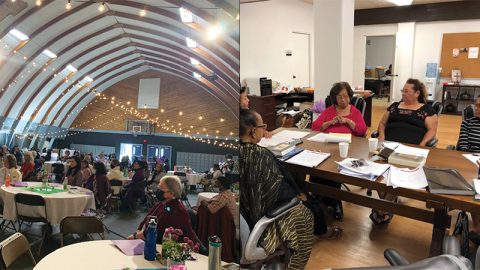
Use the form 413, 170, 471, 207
386, 166, 428, 189
258, 130, 309, 147
282, 110, 302, 116
336, 158, 390, 181
394, 144, 430, 159
307, 132, 352, 143
285, 150, 331, 168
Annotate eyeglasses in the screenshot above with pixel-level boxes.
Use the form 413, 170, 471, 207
400, 89, 416, 93
255, 124, 267, 129
336, 95, 350, 100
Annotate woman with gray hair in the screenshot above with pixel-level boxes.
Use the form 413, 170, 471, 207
127, 176, 198, 245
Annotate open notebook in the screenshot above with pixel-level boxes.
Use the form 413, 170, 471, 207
285, 150, 331, 168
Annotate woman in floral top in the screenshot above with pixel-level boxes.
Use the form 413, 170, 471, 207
201, 176, 239, 229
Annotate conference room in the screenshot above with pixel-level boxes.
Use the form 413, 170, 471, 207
0, 0, 239, 269
240, 0, 480, 269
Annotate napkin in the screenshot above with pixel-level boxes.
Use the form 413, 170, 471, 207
112, 240, 145, 256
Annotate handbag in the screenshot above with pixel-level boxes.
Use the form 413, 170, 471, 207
453, 211, 470, 258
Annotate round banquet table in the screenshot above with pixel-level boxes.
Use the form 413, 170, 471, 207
34, 240, 229, 270
196, 192, 218, 207
186, 173, 204, 186
0, 182, 95, 225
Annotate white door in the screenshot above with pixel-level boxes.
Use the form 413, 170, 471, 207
290, 32, 310, 87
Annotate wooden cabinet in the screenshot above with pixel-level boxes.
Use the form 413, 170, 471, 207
248, 95, 276, 131
442, 85, 480, 114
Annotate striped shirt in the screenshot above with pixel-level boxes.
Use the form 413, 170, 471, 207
458, 117, 480, 152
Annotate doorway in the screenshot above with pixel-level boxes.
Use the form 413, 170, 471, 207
120, 143, 142, 162
365, 35, 396, 101
147, 144, 172, 170
290, 32, 311, 87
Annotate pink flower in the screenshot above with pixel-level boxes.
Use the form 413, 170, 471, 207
193, 245, 199, 253
175, 229, 183, 236
187, 240, 194, 247
172, 234, 178, 240
183, 237, 189, 243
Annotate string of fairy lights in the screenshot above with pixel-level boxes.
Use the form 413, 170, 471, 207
5, 1, 238, 149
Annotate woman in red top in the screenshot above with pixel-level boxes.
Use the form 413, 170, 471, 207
311, 82, 367, 137
20, 152, 35, 180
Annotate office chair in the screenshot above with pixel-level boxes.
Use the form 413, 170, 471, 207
324, 96, 367, 117
332, 236, 473, 270
432, 101, 444, 116
241, 197, 299, 269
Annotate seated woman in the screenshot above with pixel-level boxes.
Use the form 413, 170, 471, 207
371, 79, 438, 225
457, 96, 480, 152
311, 82, 367, 220
312, 81, 367, 137
66, 156, 83, 187
377, 78, 437, 146
0, 154, 22, 184
20, 152, 35, 181
201, 176, 239, 230
241, 108, 322, 269
127, 176, 197, 244
84, 162, 112, 209
121, 160, 147, 211
148, 163, 165, 198
106, 159, 124, 181
80, 160, 93, 183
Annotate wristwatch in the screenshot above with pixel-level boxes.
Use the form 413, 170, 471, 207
133, 232, 137, 239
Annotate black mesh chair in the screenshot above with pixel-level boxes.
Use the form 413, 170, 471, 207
60, 216, 105, 247
432, 101, 444, 116
14, 193, 50, 256
325, 95, 366, 117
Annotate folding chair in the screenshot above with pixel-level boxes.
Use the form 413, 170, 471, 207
0, 232, 36, 268
60, 216, 105, 247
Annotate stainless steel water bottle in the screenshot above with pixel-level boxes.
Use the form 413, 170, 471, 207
208, 235, 221, 270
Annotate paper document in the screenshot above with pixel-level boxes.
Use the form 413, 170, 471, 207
382, 142, 400, 149
285, 150, 331, 168
387, 166, 428, 189
308, 132, 352, 143
340, 167, 390, 181
112, 240, 145, 256
473, 179, 480, 194
282, 110, 302, 116
462, 154, 480, 167
258, 136, 293, 148
274, 130, 310, 139
336, 158, 390, 179
394, 144, 430, 158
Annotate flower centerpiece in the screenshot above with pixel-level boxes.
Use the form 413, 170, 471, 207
158, 227, 200, 268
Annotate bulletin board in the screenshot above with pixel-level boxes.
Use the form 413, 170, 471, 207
440, 32, 480, 78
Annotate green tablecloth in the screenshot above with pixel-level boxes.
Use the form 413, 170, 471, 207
22, 186, 67, 195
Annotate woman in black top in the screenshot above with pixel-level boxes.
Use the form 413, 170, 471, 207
377, 78, 438, 146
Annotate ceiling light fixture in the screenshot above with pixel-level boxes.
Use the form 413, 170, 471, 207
9, 29, 29, 41
42, 49, 57, 58
66, 0, 72, 10
207, 25, 221, 40
84, 76, 93, 82
185, 37, 197, 48
193, 72, 201, 79
36, 0, 41, 6
66, 64, 77, 72
190, 58, 199, 65
387, 0, 413, 6
98, 2, 106, 12
179, 7, 193, 23
139, 8, 146, 17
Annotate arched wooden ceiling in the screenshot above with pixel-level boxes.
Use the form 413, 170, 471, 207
0, 0, 239, 136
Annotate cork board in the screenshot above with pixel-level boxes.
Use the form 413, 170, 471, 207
440, 32, 480, 78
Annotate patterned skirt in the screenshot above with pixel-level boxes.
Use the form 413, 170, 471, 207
261, 203, 314, 270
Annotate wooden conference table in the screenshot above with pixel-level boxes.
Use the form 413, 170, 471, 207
277, 128, 479, 256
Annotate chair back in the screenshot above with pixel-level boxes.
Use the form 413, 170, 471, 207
196, 204, 236, 262
60, 216, 105, 246
110, 179, 123, 195
462, 104, 475, 120
14, 193, 47, 221
240, 214, 251, 264
432, 101, 444, 116
0, 232, 36, 268
351, 96, 366, 117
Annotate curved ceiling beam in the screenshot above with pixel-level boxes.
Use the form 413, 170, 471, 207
10, 29, 238, 122
52, 54, 236, 127
3, 22, 238, 117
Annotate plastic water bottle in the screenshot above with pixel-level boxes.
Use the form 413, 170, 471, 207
144, 218, 157, 261
5, 173, 11, 187
63, 177, 68, 190
208, 235, 221, 270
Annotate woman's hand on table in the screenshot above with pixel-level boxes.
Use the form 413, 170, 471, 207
127, 230, 145, 240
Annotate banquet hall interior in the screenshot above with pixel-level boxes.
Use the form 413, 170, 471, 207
0, 0, 239, 269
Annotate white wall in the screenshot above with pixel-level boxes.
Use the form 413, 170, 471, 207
366, 36, 395, 68
240, 0, 314, 94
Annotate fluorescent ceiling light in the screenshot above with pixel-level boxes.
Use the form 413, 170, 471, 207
190, 58, 199, 65
66, 64, 77, 72
84, 76, 93, 82
207, 25, 222, 41
193, 72, 201, 79
9, 29, 29, 41
42, 50, 57, 58
387, 0, 413, 6
186, 37, 197, 48
179, 7, 193, 23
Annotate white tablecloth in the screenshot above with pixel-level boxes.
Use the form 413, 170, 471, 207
196, 192, 218, 207
0, 182, 95, 224
166, 172, 204, 186
34, 240, 231, 270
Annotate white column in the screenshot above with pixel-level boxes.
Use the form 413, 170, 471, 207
392, 22, 416, 101
313, 0, 355, 102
